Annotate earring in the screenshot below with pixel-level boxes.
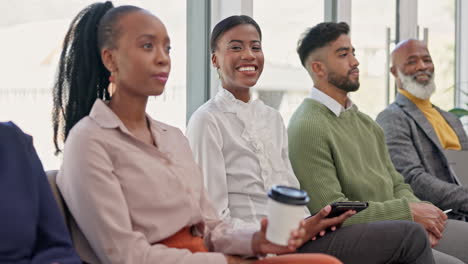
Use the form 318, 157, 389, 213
108, 72, 116, 96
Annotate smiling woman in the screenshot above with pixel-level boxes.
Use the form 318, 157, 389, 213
210, 15, 264, 103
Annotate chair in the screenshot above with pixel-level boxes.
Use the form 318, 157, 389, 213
46, 170, 101, 264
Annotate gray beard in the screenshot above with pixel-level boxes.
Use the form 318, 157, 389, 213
397, 69, 436, 100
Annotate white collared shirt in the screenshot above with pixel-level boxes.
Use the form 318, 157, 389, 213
186, 88, 309, 228
309, 87, 354, 117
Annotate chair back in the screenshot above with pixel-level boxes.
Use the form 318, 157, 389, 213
46, 170, 102, 264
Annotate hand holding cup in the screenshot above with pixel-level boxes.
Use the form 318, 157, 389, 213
265, 185, 310, 246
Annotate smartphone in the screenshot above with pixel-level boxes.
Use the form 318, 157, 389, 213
326, 201, 368, 218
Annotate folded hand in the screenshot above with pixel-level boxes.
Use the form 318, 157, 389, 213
427, 231, 440, 248
409, 202, 447, 239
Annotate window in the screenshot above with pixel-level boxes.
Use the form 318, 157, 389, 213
419, 0, 455, 110
351, 0, 396, 118
0, 0, 186, 170
253, 0, 323, 125
137, 0, 187, 131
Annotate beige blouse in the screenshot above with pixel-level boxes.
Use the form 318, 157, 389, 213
57, 100, 255, 264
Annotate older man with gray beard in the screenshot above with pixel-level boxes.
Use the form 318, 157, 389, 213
377, 39, 468, 260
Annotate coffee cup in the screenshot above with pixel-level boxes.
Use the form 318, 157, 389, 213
266, 185, 310, 246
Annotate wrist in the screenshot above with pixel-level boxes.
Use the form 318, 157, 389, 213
251, 231, 261, 255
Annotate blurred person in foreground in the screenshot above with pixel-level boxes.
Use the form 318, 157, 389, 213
0, 121, 81, 264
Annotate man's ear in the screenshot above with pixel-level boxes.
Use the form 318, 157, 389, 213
101, 48, 117, 73
211, 53, 219, 68
390, 65, 398, 78
311, 61, 326, 78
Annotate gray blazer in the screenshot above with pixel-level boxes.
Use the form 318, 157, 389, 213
376, 93, 468, 216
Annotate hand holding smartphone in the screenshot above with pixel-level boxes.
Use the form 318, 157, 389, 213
306, 201, 368, 238
326, 201, 368, 218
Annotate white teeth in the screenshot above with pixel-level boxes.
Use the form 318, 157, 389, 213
238, 66, 256, 72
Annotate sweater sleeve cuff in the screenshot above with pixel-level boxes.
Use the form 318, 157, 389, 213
343, 198, 414, 226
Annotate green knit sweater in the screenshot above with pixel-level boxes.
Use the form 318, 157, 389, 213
288, 98, 420, 226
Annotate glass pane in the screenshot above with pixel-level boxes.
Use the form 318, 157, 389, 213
0, 0, 186, 170
419, 0, 455, 110
351, 0, 396, 119
133, 1, 187, 131
253, 0, 324, 125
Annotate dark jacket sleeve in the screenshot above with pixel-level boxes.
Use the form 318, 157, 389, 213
32, 149, 82, 263
1, 122, 81, 264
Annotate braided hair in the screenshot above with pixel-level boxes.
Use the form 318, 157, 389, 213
52, 1, 142, 153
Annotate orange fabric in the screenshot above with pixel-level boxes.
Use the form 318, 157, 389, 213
159, 227, 208, 253
160, 228, 342, 264
254, 254, 342, 264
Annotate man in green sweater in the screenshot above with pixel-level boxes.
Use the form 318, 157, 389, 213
288, 22, 468, 263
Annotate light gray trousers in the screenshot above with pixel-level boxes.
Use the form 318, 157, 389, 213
432, 219, 468, 264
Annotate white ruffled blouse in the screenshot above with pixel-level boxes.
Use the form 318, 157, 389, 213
186, 88, 309, 228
